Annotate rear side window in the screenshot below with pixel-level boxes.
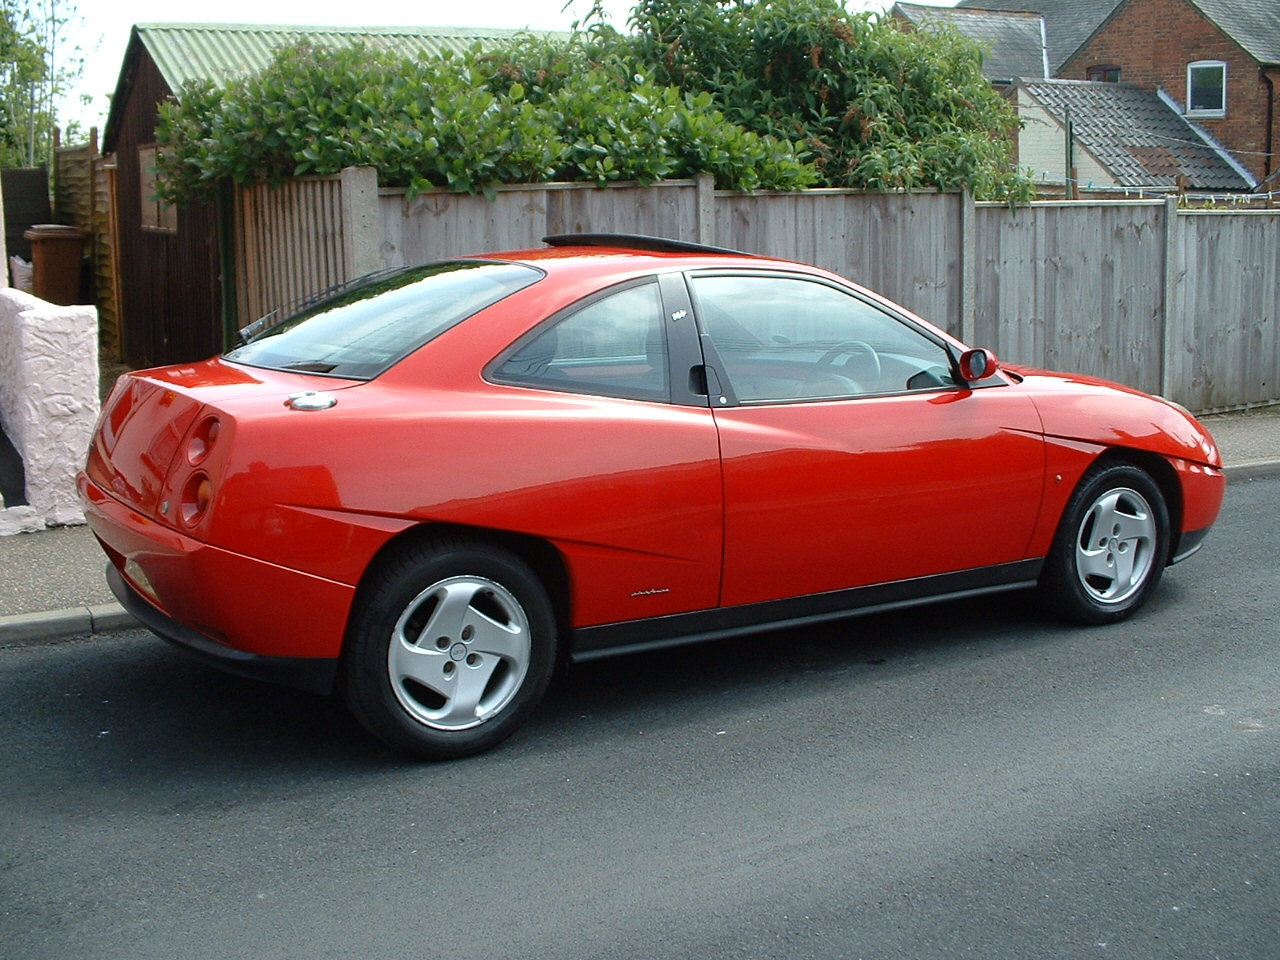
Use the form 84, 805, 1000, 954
225, 261, 541, 379
490, 281, 670, 401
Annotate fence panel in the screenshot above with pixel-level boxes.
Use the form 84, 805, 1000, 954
55, 139, 122, 360
716, 191, 963, 334
383, 188, 549, 266
972, 201, 1166, 394
543, 182, 699, 240
380, 182, 704, 268
235, 177, 346, 325
1170, 210, 1280, 411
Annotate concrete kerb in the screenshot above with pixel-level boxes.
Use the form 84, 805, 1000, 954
0, 602, 135, 646
1223, 460, 1280, 483
2, 458, 1277, 648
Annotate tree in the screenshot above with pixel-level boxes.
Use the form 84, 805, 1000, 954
1, 0, 86, 168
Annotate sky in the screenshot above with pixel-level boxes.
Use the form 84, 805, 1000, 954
59, 0, 909, 135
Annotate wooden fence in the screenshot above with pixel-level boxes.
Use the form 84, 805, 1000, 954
53, 134, 121, 360
233, 169, 1280, 413
234, 167, 378, 325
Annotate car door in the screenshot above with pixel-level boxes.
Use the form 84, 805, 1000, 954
688, 271, 1047, 609
484, 273, 725, 628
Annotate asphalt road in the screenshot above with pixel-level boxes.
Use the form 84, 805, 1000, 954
2, 477, 1277, 960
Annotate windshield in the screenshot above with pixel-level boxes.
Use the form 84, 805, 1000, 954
225, 261, 542, 379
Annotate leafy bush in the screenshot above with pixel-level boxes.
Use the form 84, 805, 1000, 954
156, 0, 1032, 203
625, 0, 1033, 200
156, 40, 815, 203
157, 45, 562, 201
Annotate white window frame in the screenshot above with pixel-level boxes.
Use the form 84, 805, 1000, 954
1186, 60, 1226, 118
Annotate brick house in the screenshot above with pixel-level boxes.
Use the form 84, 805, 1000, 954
947, 0, 1279, 189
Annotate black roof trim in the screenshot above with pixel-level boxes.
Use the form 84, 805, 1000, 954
542, 233, 753, 256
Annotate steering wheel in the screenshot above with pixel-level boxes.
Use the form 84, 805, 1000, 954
811, 340, 880, 383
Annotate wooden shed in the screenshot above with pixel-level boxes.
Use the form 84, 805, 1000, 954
101, 23, 551, 368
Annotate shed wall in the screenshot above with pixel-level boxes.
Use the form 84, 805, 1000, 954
108, 54, 222, 368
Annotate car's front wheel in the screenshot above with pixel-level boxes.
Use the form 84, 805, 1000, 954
1040, 462, 1170, 624
342, 538, 557, 759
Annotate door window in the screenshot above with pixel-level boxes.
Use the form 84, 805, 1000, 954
692, 275, 957, 402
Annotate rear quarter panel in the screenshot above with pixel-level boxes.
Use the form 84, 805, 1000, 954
204, 382, 724, 629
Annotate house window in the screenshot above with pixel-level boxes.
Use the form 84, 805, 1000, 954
1186, 60, 1226, 117
1087, 64, 1121, 83
138, 144, 178, 233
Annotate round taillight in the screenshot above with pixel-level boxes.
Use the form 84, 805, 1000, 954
180, 472, 213, 525
186, 417, 221, 465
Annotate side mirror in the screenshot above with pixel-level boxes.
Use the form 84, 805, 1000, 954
958, 347, 999, 383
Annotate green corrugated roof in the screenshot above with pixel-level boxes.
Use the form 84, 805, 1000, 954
134, 22, 559, 90
104, 22, 566, 150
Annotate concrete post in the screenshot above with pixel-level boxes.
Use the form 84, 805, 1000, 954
340, 166, 382, 281
695, 173, 716, 246
1160, 194, 1181, 401
959, 189, 976, 344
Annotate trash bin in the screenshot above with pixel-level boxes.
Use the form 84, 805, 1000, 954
23, 224, 88, 305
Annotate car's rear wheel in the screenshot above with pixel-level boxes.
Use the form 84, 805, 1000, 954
1040, 462, 1169, 624
342, 538, 557, 759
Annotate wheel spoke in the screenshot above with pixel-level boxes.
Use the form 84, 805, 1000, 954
1092, 490, 1124, 525
1108, 543, 1139, 596
1112, 512, 1151, 546
1096, 493, 1150, 544
466, 610, 526, 662
390, 639, 453, 699
1077, 544, 1117, 582
420, 582, 476, 642
435, 657, 501, 726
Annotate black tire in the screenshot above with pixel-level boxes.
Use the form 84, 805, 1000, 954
341, 538, 557, 759
1040, 462, 1170, 624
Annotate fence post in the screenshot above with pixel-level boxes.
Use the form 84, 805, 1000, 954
1160, 194, 1180, 400
695, 173, 716, 246
959, 189, 976, 344
340, 166, 382, 280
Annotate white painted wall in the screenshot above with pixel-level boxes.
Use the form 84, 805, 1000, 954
1015, 89, 1115, 188
0, 288, 99, 534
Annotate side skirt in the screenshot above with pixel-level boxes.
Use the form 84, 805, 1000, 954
572, 559, 1044, 662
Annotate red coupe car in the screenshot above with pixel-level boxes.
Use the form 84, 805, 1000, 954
79, 235, 1224, 758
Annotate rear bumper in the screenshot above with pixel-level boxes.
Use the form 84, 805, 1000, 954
107, 564, 337, 695
79, 472, 353, 689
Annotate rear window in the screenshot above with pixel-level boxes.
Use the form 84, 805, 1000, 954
224, 261, 541, 379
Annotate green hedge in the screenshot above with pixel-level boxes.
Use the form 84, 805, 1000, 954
155, 42, 817, 203
156, 1, 1032, 204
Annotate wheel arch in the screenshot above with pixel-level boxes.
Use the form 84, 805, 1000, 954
1089, 447, 1183, 564
348, 521, 574, 661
